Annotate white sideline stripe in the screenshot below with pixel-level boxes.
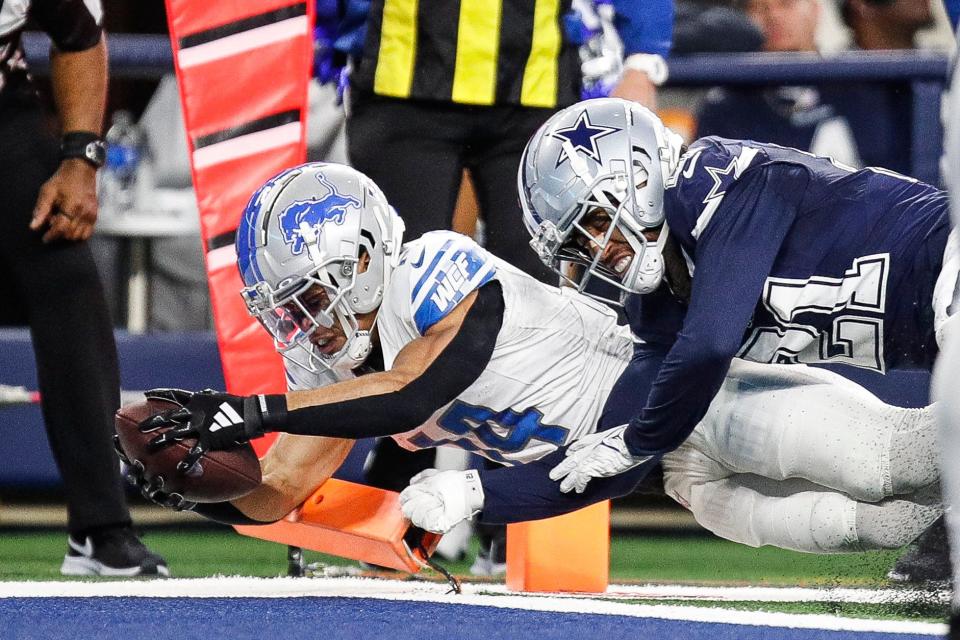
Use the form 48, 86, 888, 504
0, 578, 946, 635
193, 122, 302, 170
567, 583, 952, 605
178, 17, 309, 69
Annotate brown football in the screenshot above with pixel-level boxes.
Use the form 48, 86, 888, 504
115, 397, 262, 503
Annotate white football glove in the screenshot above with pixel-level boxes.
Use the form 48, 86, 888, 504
549, 425, 652, 493
399, 469, 485, 534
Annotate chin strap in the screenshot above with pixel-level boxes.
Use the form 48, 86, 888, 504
340, 329, 374, 369
623, 222, 670, 296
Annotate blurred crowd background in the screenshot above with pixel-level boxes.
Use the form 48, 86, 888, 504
45, 0, 955, 334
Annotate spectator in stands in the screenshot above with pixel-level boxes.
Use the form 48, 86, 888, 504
841, 0, 934, 50
695, 0, 912, 174
672, 0, 765, 54
0, 0, 166, 575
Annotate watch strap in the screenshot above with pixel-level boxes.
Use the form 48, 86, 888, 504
60, 131, 106, 168
623, 54, 669, 86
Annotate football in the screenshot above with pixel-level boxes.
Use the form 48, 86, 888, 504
115, 397, 262, 503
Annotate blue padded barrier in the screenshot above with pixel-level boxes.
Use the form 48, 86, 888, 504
0, 328, 371, 488
0, 329, 224, 488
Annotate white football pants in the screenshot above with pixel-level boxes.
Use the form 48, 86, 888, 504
662, 359, 941, 553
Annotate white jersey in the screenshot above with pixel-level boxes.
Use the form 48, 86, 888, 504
286, 230, 634, 466
378, 231, 633, 465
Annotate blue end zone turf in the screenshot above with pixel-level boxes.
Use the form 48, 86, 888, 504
0, 597, 935, 640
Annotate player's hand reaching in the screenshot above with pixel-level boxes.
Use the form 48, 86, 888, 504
399, 469, 485, 534
549, 425, 653, 493
112, 434, 196, 511
137, 388, 273, 474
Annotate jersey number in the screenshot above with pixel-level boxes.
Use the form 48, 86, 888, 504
408, 401, 569, 464
738, 254, 889, 371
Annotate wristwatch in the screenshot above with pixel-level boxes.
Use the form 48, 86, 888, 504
60, 131, 107, 169
623, 54, 669, 87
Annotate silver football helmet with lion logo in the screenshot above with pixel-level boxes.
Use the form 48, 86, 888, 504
519, 98, 684, 302
236, 162, 404, 373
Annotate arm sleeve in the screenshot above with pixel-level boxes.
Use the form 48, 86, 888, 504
191, 501, 278, 526
29, 0, 102, 52
612, 0, 673, 57
278, 281, 504, 438
623, 164, 810, 457
478, 449, 660, 523
478, 342, 667, 523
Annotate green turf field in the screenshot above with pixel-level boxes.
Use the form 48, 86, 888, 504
3, 527, 947, 622
0, 526, 904, 583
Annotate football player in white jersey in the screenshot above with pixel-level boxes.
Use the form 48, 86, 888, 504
132, 162, 940, 555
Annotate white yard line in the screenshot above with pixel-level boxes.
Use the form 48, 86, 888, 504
551, 583, 952, 605
0, 577, 948, 636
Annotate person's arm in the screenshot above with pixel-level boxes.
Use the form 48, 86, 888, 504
280, 281, 502, 436
478, 341, 668, 522
28, 0, 107, 243
139, 281, 505, 470
230, 433, 355, 522
609, 0, 672, 108
621, 165, 809, 457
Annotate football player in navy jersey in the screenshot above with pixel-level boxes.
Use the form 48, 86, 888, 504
518, 98, 952, 496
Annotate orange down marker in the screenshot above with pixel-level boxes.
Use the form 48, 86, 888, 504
235, 478, 440, 573
506, 500, 610, 593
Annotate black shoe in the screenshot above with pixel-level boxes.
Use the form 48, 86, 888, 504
61, 527, 169, 577
887, 516, 951, 585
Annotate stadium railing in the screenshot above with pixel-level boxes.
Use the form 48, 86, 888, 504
23, 33, 950, 184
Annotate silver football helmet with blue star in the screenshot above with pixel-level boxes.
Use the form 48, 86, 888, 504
519, 98, 684, 302
236, 162, 404, 374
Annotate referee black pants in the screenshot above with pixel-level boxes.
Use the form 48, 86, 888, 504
0, 102, 130, 535
348, 92, 555, 282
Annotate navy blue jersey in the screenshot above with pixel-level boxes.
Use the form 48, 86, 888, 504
622, 137, 950, 457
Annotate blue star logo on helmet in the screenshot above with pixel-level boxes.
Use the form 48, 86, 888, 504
550, 110, 619, 167
278, 174, 361, 255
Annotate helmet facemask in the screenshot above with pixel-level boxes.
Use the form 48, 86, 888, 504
527, 144, 669, 305
242, 247, 375, 375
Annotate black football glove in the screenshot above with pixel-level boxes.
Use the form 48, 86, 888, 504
113, 434, 196, 511
138, 388, 286, 475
